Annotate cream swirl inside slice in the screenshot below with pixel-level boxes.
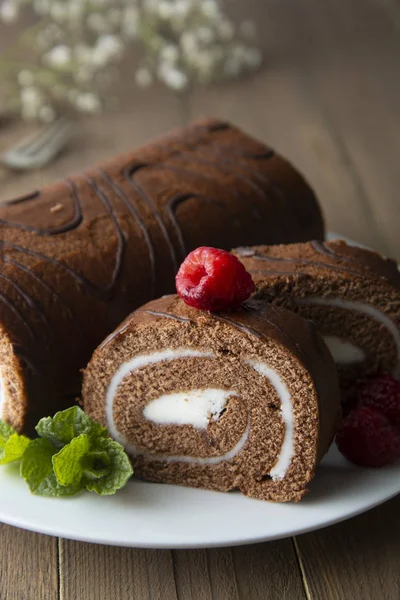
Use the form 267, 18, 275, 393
106, 349, 294, 477
143, 389, 237, 429
323, 336, 366, 365
297, 297, 400, 367
247, 359, 293, 480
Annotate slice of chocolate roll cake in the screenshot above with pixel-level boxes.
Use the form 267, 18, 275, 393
0, 118, 324, 432
82, 296, 340, 502
233, 240, 400, 390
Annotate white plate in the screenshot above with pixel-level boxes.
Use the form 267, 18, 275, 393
0, 233, 399, 548
0, 446, 399, 548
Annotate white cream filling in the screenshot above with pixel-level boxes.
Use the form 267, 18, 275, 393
323, 335, 366, 364
247, 359, 293, 480
143, 389, 236, 429
105, 348, 213, 444
106, 350, 294, 477
297, 296, 400, 367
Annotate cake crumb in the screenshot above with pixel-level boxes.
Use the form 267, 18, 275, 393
50, 203, 63, 213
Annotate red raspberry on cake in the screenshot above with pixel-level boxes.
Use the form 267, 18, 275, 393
176, 246, 255, 312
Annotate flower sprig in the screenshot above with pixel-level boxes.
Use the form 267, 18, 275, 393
0, 0, 262, 122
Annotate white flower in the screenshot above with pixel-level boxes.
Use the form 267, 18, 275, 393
158, 65, 188, 90
75, 92, 101, 113
135, 67, 153, 88
39, 105, 56, 123
20, 86, 42, 108
243, 48, 262, 69
160, 44, 179, 64
201, 0, 219, 19
0, 0, 18, 23
18, 70, 34, 87
121, 6, 138, 38
94, 35, 124, 64
174, 0, 190, 18
157, 1, 174, 19
180, 32, 198, 57
44, 45, 71, 67
20, 86, 42, 120
196, 27, 214, 45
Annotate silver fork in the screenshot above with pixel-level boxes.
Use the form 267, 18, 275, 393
1, 116, 75, 170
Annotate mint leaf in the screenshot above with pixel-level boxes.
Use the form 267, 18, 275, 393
0, 433, 31, 465
0, 420, 15, 446
85, 438, 133, 496
81, 451, 111, 480
21, 438, 80, 497
52, 434, 90, 487
36, 406, 107, 448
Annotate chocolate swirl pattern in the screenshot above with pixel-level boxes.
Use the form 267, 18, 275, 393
0, 118, 324, 432
82, 296, 340, 503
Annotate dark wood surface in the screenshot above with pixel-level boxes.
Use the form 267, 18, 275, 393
0, 0, 399, 598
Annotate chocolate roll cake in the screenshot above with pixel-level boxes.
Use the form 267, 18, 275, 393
233, 240, 400, 389
82, 296, 340, 502
0, 118, 324, 432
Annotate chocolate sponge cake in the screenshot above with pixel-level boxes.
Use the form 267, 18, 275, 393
233, 240, 400, 389
0, 118, 324, 432
82, 296, 340, 502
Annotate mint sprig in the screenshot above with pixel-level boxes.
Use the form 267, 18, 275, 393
0, 407, 133, 497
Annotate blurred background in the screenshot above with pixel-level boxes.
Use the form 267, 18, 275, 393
0, 0, 399, 257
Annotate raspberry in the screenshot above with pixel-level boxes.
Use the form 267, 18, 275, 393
176, 246, 255, 312
356, 373, 400, 428
336, 406, 400, 467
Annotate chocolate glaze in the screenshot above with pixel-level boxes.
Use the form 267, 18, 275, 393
0, 118, 324, 431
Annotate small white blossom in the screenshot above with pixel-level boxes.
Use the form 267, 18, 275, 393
94, 34, 124, 63
157, 1, 174, 20
121, 6, 138, 38
201, 0, 219, 20
0, 0, 18, 23
39, 105, 56, 123
180, 32, 198, 56
243, 47, 262, 69
135, 67, 153, 88
197, 27, 214, 45
75, 92, 101, 113
44, 44, 71, 67
160, 44, 179, 64
159, 65, 188, 90
20, 86, 42, 108
17, 70, 34, 87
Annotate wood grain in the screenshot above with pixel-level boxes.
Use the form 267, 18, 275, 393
59, 541, 177, 600
0, 524, 58, 600
294, 495, 400, 600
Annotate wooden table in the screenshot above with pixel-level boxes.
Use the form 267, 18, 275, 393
1, 1, 399, 598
